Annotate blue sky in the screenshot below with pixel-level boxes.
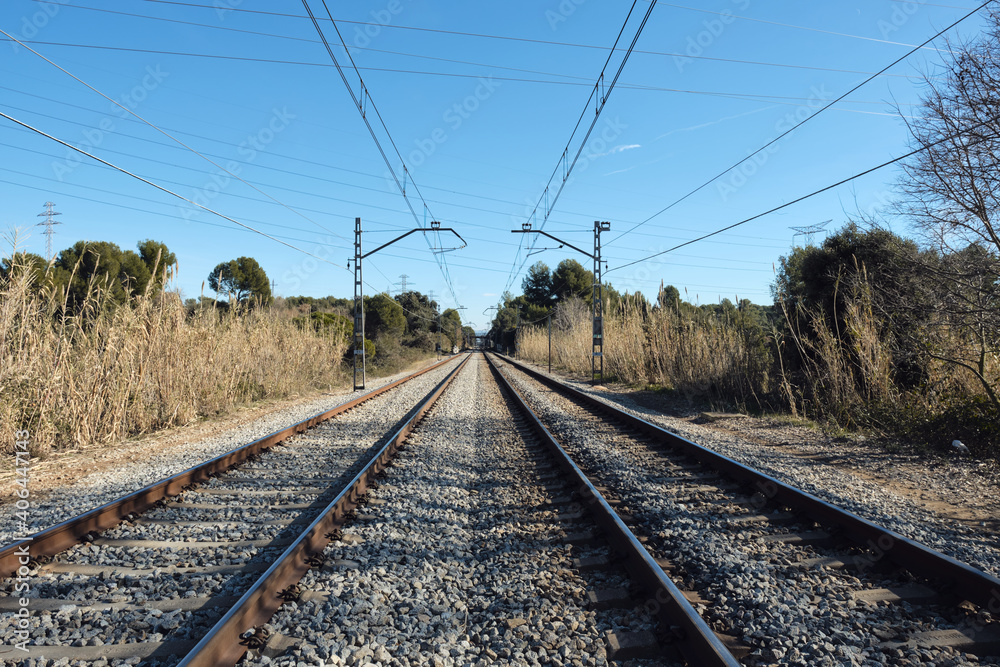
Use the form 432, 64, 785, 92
0, 0, 988, 331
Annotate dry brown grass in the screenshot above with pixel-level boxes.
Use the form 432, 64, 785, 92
0, 254, 347, 456
518, 297, 772, 407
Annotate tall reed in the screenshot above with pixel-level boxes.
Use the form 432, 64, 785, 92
1, 256, 347, 456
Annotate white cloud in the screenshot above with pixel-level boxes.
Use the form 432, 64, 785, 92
656, 106, 774, 141
595, 143, 641, 158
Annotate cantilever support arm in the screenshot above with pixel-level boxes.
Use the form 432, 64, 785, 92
362, 227, 466, 259
511, 229, 594, 260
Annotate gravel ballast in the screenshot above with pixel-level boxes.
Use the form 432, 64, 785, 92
0, 358, 457, 546
498, 356, 999, 667
245, 354, 669, 667
0, 356, 465, 664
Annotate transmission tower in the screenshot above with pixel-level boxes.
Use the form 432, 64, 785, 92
36, 202, 63, 262
394, 273, 414, 295
789, 219, 832, 247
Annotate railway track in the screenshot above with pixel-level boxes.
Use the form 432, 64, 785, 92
492, 353, 1000, 666
2, 351, 997, 665
0, 353, 739, 666
0, 355, 467, 665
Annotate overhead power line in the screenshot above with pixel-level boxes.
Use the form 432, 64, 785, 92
608, 109, 1000, 275
606, 0, 992, 247
1, 39, 926, 114
129, 0, 956, 54
298, 0, 463, 307
0, 109, 346, 270
503, 0, 658, 295
0, 28, 348, 246
30, 1, 939, 81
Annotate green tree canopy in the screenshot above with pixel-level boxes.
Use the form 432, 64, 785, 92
0, 251, 48, 285
394, 290, 438, 333
552, 259, 593, 303
53, 239, 177, 309
522, 261, 554, 309
440, 307, 463, 347
208, 256, 272, 305
364, 292, 406, 338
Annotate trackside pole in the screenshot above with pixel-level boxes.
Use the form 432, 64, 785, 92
353, 217, 366, 390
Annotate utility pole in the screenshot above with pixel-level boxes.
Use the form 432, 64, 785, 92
36, 202, 63, 263
429, 290, 440, 358
351, 218, 365, 391
483, 305, 498, 352
514, 304, 522, 359
512, 220, 610, 384
455, 306, 467, 352
350, 220, 465, 389
548, 312, 552, 373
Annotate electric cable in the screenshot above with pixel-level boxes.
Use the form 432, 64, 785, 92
503, 0, 658, 295
606, 0, 992, 246
1, 28, 349, 245
608, 108, 1000, 275
0, 109, 347, 269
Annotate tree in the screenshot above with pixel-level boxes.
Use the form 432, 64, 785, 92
657, 282, 681, 312
364, 293, 406, 338
208, 256, 272, 305
0, 251, 48, 285
552, 259, 593, 303
137, 239, 177, 290
53, 240, 176, 309
892, 12, 1000, 409
522, 261, 554, 309
440, 308, 463, 348
773, 223, 930, 391
394, 290, 438, 333
461, 325, 476, 348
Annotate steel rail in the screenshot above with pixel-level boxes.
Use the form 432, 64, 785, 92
0, 355, 459, 578
485, 353, 741, 666
176, 353, 472, 667
496, 354, 1000, 612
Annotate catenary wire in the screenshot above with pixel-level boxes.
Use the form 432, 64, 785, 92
0, 109, 348, 270
607, 109, 1000, 275
503, 0, 658, 295
1, 28, 350, 245
606, 0, 992, 247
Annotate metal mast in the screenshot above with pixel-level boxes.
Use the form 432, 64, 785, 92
350, 219, 466, 389
352, 217, 365, 391
36, 202, 63, 262
511, 220, 609, 385
592, 220, 610, 384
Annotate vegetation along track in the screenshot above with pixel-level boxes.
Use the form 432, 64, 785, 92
0, 354, 467, 665
493, 353, 1000, 666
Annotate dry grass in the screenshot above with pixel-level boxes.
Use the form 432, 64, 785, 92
518, 297, 772, 408
0, 255, 347, 456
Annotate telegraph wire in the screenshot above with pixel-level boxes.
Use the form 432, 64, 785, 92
1, 40, 927, 112
1, 28, 351, 246
503, 0, 657, 295
131, 0, 960, 54
606, 0, 992, 247
32, 1, 936, 82
607, 109, 1000, 275
655, 3, 952, 52
0, 109, 347, 270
